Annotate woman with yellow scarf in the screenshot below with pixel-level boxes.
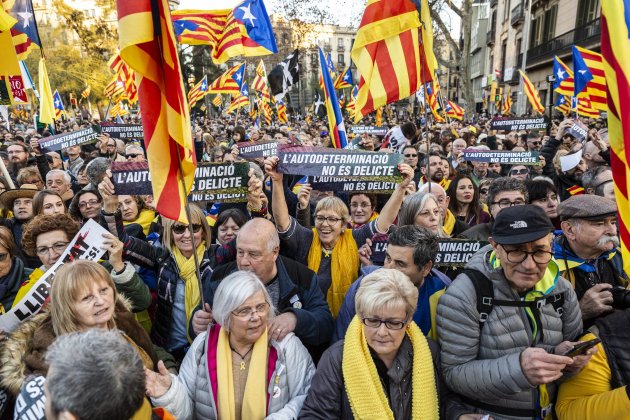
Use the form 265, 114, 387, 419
300, 269, 441, 419
264, 157, 413, 318
146, 271, 315, 419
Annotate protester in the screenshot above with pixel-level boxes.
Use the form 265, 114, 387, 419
118, 194, 155, 237
398, 191, 443, 236
212, 208, 247, 246
0, 184, 39, 268
460, 177, 527, 240
553, 195, 627, 328
44, 329, 151, 420
446, 173, 490, 228
0, 227, 28, 314
68, 188, 103, 222
146, 271, 315, 419
265, 156, 413, 317
508, 164, 530, 181
32, 189, 66, 217
418, 183, 470, 237
335, 225, 449, 340
0, 261, 156, 397
300, 269, 442, 419
437, 205, 586, 418
348, 192, 378, 228
45, 170, 74, 205
527, 179, 560, 228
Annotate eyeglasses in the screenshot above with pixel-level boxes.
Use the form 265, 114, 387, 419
500, 246, 553, 264
479, 188, 489, 194
36, 241, 69, 256
510, 168, 529, 175
232, 302, 269, 318
78, 199, 100, 209
361, 317, 408, 330
172, 223, 202, 235
404, 153, 418, 158
126, 153, 143, 159
314, 215, 343, 225
491, 199, 526, 209
350, 202, 372, 209
0, 253, 9, 262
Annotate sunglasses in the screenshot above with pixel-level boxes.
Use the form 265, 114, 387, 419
126, 153, 142, 159
172, 223, 202, 235
404, 154, 418, 158
479, 188, 489, 194
510, 168, 529, 175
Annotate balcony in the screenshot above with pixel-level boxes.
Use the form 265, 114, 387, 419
504, 67, 520, 84
511, 3, 524, 26
527, 19, 600, 67
338, 61, 345, 68
490, 0, 497, 8
486, 29, 495, 46
337, 46, 344, 52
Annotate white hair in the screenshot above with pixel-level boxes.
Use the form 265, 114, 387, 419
46, 169, 71, 184
213, 271, 275, 331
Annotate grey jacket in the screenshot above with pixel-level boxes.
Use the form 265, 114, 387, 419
152, 329, 315, 419
436, 246, 582, 419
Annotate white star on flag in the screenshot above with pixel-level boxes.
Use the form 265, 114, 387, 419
239, 4, 257, 27
17, 11, 32, 27
557, 69, 565, 79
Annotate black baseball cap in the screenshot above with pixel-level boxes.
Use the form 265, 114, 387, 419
491, 205, 554, 245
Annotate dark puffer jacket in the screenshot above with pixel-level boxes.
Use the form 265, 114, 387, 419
100, 210, 235, 350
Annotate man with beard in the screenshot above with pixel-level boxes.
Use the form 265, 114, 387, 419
469, 146, 500, 186
98, 134, 126, 162
552, 195, 626, 329
6, 142, 29, 179
0, 184, 40, 268
418, 151, 450, 189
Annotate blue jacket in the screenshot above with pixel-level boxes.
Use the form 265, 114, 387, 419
197, 256, 334, 350
332, 266, 451, 342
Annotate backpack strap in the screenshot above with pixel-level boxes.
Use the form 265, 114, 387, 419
463, 269, 494, 330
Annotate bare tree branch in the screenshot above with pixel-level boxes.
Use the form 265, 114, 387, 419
430, 8, 460, 59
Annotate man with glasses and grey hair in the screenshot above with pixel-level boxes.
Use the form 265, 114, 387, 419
190, 218, 333, 359
438, 205, 587, 419
460, 177, 528, 241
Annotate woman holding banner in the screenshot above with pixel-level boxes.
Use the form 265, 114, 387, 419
264, 156, 413, 318
0, 261, 156, 398
97, 171, 263, 361
13, 214, 151, 314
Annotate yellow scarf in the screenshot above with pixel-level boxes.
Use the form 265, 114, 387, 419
443, 209, 456, 237
123, 209, 156, 235
216, 327, 268, 420
172, 243, 206, 343
350, 211, 379, 229
342, 317, 439, 419
307, 229, 359, 318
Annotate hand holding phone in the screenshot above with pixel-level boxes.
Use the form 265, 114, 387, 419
562, 338, 601, 358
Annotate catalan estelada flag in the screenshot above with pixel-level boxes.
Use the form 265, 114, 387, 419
574, 45, 607, 111
208, 63, 245, 93
277, 100, 287, 123
351, 0, 435, 123
227, 82, 250, 113
187, 75, 208, 108
172, 0, 277, 64
446, 99, 465, 120
117, 0, 196, 223
555, 95, 571, 115
574, 96, 600, 118
519, 70, 545, 114
7, 0, 41, 60
553, 56, 574, 97
334, 66, 353, 90
319, 47, 347, 148
108, 53, 138, 104
602, 0, 630, 275
53, 90, 65, 120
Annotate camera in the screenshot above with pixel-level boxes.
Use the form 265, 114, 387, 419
611, 286, 630, 310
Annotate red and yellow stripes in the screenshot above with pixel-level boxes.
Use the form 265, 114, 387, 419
208, 63, 243, 93
117, 0, 195, 223
351, 0, 433, 123
602, 0, 630, 275
171, 10, 229, 45
575, 46, 607, 111
519, 70, 545, 114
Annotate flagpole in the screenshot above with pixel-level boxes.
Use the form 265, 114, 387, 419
417, 5, 433, 191
150, 0, 205, 308
104, 97, 113, 121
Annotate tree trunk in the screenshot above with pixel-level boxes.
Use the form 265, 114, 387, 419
460, 0, 475, 117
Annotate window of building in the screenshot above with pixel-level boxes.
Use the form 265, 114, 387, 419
542, 5, 558, 42
515, 38, 522, 67
338, 54, 344, 65
338, 38, 344, 47
576, 0, 600, 26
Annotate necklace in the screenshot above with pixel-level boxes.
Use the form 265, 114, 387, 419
231, 345, 254, 370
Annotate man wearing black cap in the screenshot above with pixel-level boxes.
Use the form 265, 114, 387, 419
437, 205, 585, 419
553, 195, 627, 328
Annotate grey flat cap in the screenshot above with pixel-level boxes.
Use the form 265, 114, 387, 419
557, 195, 617, 220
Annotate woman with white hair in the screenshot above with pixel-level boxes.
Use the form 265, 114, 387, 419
300, 269, 441, 419
398, 191, 446, 237
146, 271, 316, 420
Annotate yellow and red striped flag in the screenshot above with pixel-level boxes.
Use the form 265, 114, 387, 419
502, 87, 513, 115
602, 0, 630, 275
81, 84, 91, 99
0, 3, 16, 31
212, 94, 222, 107
446, 99, 465, 120
574, 96, 600, 119
574, 46, 607, 112
117, 0, 196, 223
519, 70, 545, 114
208, 62, 245, 94
555, 95, 571, 115
277, 100, 287, 123
187, 75, 208, 108
351, 0, 435, 123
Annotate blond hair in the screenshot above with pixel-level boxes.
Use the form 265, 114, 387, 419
314, 196, 350, 226
50, 261, 117, 336
355, 268, 418, 320
161, 204, 212, 253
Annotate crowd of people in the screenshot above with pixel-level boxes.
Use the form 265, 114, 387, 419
0, 108, 626, 420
